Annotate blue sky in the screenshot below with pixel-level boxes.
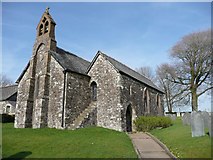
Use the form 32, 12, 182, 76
1, 2, 211, 111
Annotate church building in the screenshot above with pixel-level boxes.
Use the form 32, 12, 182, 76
15, 9, 164, 132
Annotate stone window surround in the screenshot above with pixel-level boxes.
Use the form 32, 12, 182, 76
38, 16, 49, 36
5, 104, 11, 113
90, 81, 97, 101
143, 87, 150, 114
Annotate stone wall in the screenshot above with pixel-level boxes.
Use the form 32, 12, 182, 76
0, 101, 16, 115
48, 56, 65, 129
14, 61, 34, 128
88, 54, 122, 131
65, 72, 91, 129
120, 73, 164, 131
79, 108, 97, 128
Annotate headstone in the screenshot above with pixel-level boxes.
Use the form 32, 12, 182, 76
177, 112, 181, 117
191, 111, 205, 137
200, 111, 210, 129
208, 115, 212, 137
182, 112, 191, 125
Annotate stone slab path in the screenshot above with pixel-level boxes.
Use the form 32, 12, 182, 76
129, 132, 176, 159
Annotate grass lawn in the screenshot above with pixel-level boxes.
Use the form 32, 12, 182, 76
2, 123, 137, 158
150, 118, 212, 158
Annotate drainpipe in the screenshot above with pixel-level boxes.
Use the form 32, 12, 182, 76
61, 71, 66, 128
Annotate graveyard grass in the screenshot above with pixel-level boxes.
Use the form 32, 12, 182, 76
2, 123, 137, 158
150, 117, 211, 158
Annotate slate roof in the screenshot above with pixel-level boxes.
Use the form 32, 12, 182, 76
50, 47, 90, 75
17, 47, 90, 83
0, 85, 18, 101
87, 51, 164, 93
16, 47, 163, 93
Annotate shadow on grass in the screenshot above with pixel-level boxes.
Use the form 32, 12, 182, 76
3, 151, 32, 159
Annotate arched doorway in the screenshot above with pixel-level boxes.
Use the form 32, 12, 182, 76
126, 105, 132, 132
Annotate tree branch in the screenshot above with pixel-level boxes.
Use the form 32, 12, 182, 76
197, 86, 213, 97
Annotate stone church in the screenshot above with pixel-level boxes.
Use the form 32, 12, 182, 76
15, 9, 164, 132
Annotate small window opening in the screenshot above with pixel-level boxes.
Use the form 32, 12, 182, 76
39, 24, 43, 36
6, 105, 10, 113
44, 21, 49, 33
91, 81, 97, 101
129, 85, 132, 96
143, 88, 150, 114
156, 95, 159, 106
156, 94, 161, 112
144, 92, 147, 108
42, 17, 46, 23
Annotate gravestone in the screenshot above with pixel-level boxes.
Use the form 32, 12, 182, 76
208, 115, 212, 137
200, 111, 210, 129
182, 112, 191, 125
191, 111, 205, 137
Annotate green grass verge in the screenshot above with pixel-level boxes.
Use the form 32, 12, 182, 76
150, 118, 212, 158
2, 123, 137, 158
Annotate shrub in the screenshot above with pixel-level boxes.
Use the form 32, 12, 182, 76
1, 114, 15, 123
134, 116, 172, 132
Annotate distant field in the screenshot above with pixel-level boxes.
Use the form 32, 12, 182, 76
2, 123, 137, 158
150, 118, 211, 158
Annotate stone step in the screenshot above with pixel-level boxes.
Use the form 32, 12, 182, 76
69, 102, 97, 130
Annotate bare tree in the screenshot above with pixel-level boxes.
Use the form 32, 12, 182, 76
168, 29, 212, 111
156, 64, 190, 112
0, 74, 13, 87
135, 66, 155, 82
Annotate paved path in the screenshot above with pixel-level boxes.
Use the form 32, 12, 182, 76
129, 132, 176, 159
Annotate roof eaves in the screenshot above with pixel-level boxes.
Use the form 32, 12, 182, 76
64, 69, 91, 77
16, 62, 30, 83
86, 51, 101, 74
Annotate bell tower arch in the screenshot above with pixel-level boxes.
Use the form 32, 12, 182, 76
35, 7, 57, 52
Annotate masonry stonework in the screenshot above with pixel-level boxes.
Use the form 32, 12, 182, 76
48, 56, 64, 129
88, 54, 122, 131
65, 72, 91, 129
15, 9, 164, 132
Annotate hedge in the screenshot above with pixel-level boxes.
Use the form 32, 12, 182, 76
134, 116, 172, 132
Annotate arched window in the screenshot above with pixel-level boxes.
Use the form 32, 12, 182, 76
91, 81, 97, 101
44, 21, 49, 33
156, 94, 161, 114
6, 105, 10, 113
144, 90, 147, 108
143, 88, 150, 114
39, 24, 43, 36
156, 94, 159, 106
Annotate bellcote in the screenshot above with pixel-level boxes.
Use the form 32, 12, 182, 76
36, 7, 56, 40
